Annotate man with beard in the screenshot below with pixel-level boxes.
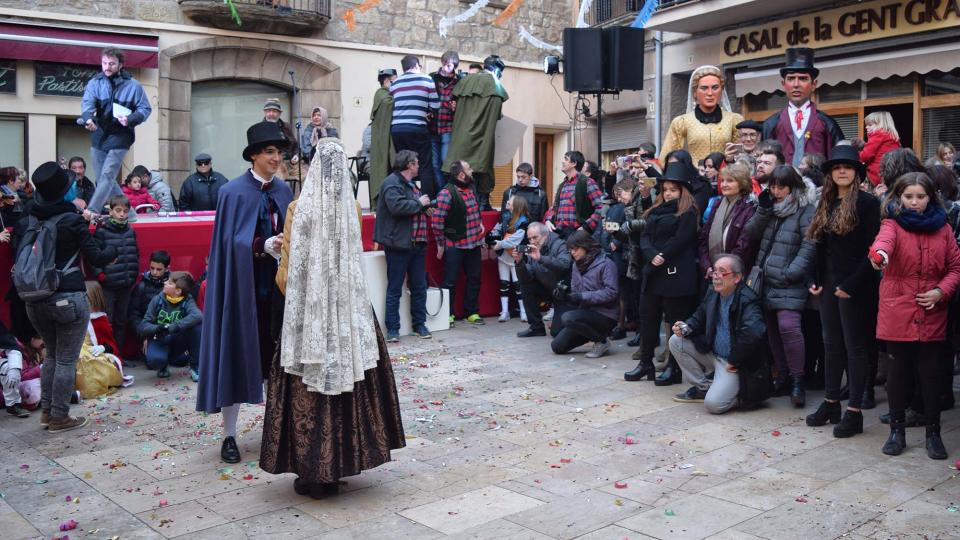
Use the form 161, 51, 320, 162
262, 99, 300, 171
432, 160, 485, 325
762, 48, 843, 167
754, 146, 785, 193
67, 157, 95, 210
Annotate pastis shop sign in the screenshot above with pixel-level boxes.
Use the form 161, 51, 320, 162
721, 0, 960, 62
34, 62, 99, 97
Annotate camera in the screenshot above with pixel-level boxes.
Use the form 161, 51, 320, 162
552, 280, 571, 302
485, 231, 502, 246
603, 221, 620, 232
516, 244, 531, 254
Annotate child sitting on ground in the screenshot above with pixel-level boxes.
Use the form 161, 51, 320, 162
0, 321, 28, 417
128, 250, 171, 365
76, 282, 127, 399
93, 195, 139, 352
121, 171, 160, 213
138, 272, 203, 381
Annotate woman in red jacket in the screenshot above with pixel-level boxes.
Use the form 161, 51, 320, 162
859, 111, 901, 188
870, 172, 960, 459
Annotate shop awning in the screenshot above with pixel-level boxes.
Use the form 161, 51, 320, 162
0, 22, 158, 68
734, 42, 960, 96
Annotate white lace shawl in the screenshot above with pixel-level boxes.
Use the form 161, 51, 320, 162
279, 138, 379, 395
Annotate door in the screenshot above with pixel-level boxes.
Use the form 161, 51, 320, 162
534, 133, 554, 203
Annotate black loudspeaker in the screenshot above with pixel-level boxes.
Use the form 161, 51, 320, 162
563, 27, 605, 93
604, 26, 645, 91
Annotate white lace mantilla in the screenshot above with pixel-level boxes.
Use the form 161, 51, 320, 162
279, 138, 379, 395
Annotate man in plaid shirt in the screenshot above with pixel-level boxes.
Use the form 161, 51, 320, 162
430, 50, 460, 193
432, 160, 486, 325
544, 151, 604, 238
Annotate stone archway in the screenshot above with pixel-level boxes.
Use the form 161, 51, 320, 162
158, 36, 341, 188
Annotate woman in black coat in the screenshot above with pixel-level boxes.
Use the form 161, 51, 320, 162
624, 162, 701, 385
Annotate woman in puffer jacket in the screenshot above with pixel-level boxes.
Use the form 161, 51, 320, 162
745, 165, 818, 407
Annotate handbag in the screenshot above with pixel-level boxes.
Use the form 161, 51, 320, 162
746, 217, 784, 294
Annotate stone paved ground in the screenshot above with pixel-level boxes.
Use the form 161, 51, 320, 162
2, 320, 960, 539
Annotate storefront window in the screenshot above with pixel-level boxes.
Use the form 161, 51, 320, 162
866, 75, 913, 99
191, 80, 291, 180
0, 115, 25, 170
922, 106, 960, 162
745, 91, 786, 112
923, 69, 960, 96
832, 113, 860, 141
818, 82, 860, 103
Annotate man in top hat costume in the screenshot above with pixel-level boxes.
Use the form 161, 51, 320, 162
762, 47, 844, 167
196, 121, 294, 464
369, 68, 397, 208
659, 65, 743, 164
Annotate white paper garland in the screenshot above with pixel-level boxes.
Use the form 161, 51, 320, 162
438, 0, 490, 38
576, 0, 594, 28
518, 25, 562, 53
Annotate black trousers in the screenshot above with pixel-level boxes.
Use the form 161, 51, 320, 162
443, 246, 482, 318
820, 286, 875, 409
519, 277, 570, 337
886, 341, 944, 425
391, 125, 436, 198
551, 309, 617, 354
638, 293, 698, 362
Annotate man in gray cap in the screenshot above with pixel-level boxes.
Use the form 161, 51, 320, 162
262, 98, 300, 167
179, 153, 229, 211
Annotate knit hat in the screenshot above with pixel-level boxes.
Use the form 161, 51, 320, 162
263, 98, 283, 112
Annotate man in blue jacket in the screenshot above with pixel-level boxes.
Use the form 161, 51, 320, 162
80, 47, 152, 218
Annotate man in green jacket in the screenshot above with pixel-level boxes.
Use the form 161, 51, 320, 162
369, 68, 396, 208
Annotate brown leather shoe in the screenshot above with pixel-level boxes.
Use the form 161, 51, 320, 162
47, 415, 88, 433
40, 410, 50, 428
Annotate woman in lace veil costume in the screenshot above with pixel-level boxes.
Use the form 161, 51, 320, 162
260, 137, 405, 499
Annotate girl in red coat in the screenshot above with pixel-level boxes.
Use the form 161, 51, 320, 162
870, 172, 960, 459
859, 111, 901, 187
121, 172, 160, 213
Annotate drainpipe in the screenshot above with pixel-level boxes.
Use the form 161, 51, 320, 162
654, 30, 663, 148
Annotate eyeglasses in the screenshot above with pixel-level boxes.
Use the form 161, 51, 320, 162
739, 132, 759, 139
196, 161, 211, 166
709, 269, 737, 279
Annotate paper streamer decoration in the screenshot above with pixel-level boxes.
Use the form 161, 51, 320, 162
576, 0, 594, 28
358, 0, 381, 13
438, 0, 490, 38
344, 9, 357, 31
631, 0, 659, 28
518, 25, 562, 53
223, 0, 241, 26
492, 0, 524, 27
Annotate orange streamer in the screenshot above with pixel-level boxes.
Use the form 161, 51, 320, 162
492, 0, 523, 27
358, 0, 381, 13
344, 9, 356, 31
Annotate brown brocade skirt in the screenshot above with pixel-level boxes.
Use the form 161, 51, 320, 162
259, 324, 406, 483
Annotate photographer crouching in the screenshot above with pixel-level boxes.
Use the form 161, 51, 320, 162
550, 230, 620, 358
514, 222, 571, 338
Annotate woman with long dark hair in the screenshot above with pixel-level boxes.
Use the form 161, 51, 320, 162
805, 146, 881, 438
664, 149, 711, 220
624, 162, 700, 384
871, 172, 960, 458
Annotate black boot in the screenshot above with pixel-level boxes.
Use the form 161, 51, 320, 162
926, 425, 948, 460
861, 386, 876, 410
790, 376, 806, 408
654, 358, 682, 386
833, 409, 864, 438
882, 413, 906, 456
771, 379, 791, 397
220, 436, 241, 463
624, 360, 655, 382
627, 333, 642, 347
806, 400, 841, 426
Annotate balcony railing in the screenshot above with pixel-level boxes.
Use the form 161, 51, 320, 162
179, 0, 332, 35
590, 0, 696, 26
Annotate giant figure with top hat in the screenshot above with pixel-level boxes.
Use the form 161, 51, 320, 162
762, 47, 845, 167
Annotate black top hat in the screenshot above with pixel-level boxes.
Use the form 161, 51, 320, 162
243, 121, 290, 162
735, 119, 763, 132
32, 161, 72, 203
659, 162, 694, 192
820, 145, 866, 179
780, 47, 820, 79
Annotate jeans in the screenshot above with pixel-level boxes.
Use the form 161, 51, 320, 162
392, 125, 436, 198
765, 309, 805, 380
103, 286, 132, 350
638, 293, 698, 362
670, 334, 740, 414
886, 341, 945, 426
89, 147, 127, 214
146, 324, 202, 371
550, 309, 616, 353
431, 132, 451, 192
443, 246, 482, 318
820, 284, 872, 409
384, 244, 428, 333
25, 291, 90, 418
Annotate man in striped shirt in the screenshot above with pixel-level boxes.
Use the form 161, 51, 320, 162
391, 55, 440, 198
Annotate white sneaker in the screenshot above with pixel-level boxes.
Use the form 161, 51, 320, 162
543, 307, 555, 321
498, 311, 510, 322
585, 341, 610, 358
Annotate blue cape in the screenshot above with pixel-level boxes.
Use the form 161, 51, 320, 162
196, 170, 293, 413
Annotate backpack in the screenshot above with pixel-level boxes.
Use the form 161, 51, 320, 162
12, 214, 79, 302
